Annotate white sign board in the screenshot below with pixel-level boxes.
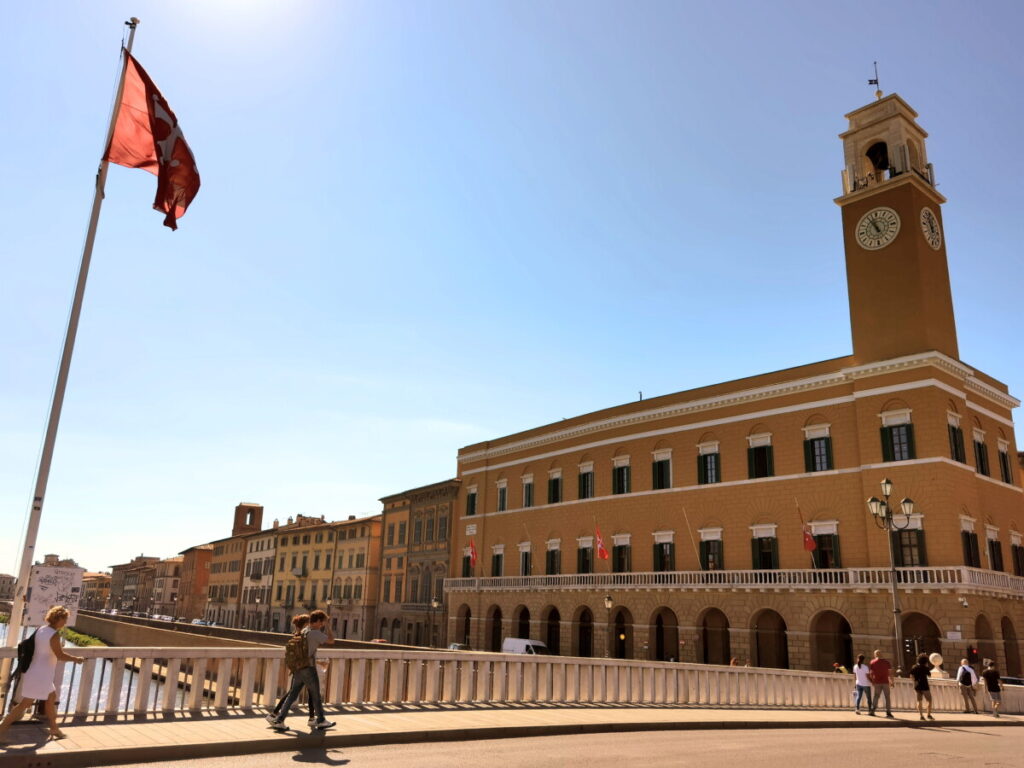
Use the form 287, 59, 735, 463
25, 566, 84, 626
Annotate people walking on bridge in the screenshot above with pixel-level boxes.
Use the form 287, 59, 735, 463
980, 660, 1003, 718
867, 649, 894, 718
852, 654, 872, 714
266, 614, 312, 727
267, 609, 335, 732
910, 653, 934, 721
955, 658, 979, 714
0, 606, 84, 742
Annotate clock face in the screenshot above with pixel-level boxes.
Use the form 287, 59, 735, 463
855, 207, 901, 250
920, 207, 942, 250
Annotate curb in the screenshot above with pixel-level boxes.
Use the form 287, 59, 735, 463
3, 716, 1021, 768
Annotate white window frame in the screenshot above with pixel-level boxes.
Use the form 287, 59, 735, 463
749, 523, 778, 539
697, 441, 719, 455
891, 514, 923, 531
747, 433, 772, 448
652, 449, 672, 462
496, 478, 508, 490
546, 538, 561, 552
612, 455, 630, 468
985, 524, 999, 542
578, 461, 594, 474
491, 544, 505, 556
697, 527, 722, 542
973, 428, 987, 444
947, 411, 962, 427
802, 424, 831, 439
1011, 531, 1022, 548
576, 536, 594, 549
880, 408, 912, 427
611, 533, 631, 546
548, 469, 562, 480
808, 520, 838, 536
518, 541, 532, 554
960, 515, 976, 533
653, 530, 676, 544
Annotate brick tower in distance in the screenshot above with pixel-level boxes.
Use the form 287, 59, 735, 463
232, 502, 263, 537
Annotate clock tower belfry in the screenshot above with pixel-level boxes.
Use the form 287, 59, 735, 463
835, 93, 959, 365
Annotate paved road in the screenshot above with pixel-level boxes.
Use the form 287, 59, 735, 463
119, 726, 1020, 768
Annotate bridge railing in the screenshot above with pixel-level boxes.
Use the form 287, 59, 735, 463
1, 646, 1019, 717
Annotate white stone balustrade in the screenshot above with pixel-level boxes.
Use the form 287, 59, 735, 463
1, 646, 1019, 717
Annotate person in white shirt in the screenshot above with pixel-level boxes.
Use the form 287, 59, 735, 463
955, 658, 979, 714
852, 654, 872, 714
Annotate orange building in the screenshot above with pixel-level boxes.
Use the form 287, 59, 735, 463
446, 93, 1023, 675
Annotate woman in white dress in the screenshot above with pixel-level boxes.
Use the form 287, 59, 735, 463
0, 605, 84, 740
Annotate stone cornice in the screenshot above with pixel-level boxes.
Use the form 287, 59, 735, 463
458, 351, 1016, 465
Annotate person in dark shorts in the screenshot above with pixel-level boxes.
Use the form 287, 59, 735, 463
910, 653, 934, 721
981, 660, 1002, 718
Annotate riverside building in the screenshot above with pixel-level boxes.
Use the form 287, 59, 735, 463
446, 93, 1023, 675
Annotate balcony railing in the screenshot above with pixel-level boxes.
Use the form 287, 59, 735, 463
444, 566, 1024, 598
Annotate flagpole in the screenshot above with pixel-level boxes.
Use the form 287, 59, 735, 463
2, 18, 141, 688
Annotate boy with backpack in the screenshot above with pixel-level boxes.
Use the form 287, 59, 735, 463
266, 610, 335, 731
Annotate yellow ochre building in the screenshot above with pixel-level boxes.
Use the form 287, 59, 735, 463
445, 92, 1023, 675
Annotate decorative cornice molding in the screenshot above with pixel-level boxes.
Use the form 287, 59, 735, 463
459, 351, 1016, 465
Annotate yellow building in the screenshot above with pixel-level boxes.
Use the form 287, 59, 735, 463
446, 93, 1023, 675
330, 515, 383, 640
375, 493, 411, 641
270, 514, 337, 632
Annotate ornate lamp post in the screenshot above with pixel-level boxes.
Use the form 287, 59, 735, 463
866, 477, 917, 670
429, 596, 441, 648
254, 595, 261, 631
603, 595, 613, 658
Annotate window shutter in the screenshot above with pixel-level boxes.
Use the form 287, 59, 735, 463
825, 437, 834, 470
698, 540, 708, 571
770, 538, 779, 569
653, 543, 662, 571
697, 454, 705, 484
747, 448, 755, 478
915, 530, 928, 567
948, 425, 957, 460
803, 440, 814, 473
904, 424, 916, 459
766, 446, 774, 477
578, 473, 585, 499
890, 531, 903, 567
624, 466, 630, 493
652, 462, 659, 489
880, 427, 894, 462
751, 538, 759, 569
811, 536, 822, 568
831, 534, 842, 568
961, 531, 971, 565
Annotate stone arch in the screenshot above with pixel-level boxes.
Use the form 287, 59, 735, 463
698, 607, 731, 665
751, 608, 790, 669
906, 137, 922, 170
486, 604, 503, 651
696, 431, 719, 444
513, 604, 531, 639
649, 606, 679, 661
612, 606, 634, 659
803, 413, 829, 427
652, 439, 671, 451
456, 606, 471, 647
574, 606, 594, 658
880, 398, 911, 413
542, 605, 561, 655
901, 611, 941, 670
391, 617, 401, 642
379, 618, 387, 640
1001, 616, 1021, 677
810, 609, 853, 672
975, 614, 998, 665
864, 139, 889, 175
947, 399, 960, 415
747, 422, 769, 437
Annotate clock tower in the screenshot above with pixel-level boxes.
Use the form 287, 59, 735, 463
836, 93, 959, 365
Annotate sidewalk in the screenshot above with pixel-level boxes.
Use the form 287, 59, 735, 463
1, 704, 1019, 768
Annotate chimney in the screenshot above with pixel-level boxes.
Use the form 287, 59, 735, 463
348, 515, 356, 521
272, 519, 279, 529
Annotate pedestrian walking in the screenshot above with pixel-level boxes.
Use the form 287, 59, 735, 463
980, 660, 1003, 718
910, 653, 934, 721
266, 614, 312, 727
852, 654, 872, 714
0, 606, 85, 741
955, 658, 979, 714
267, 609, 336, 732
867, 649, 894, 718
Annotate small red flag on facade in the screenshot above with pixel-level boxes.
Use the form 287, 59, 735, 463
104, 52, 200, 230
803, 524, 817, 552
595, 525, 609, 560
469, 538, 478, 567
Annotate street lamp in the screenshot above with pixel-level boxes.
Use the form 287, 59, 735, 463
429, 596, 441, 648
254, 595, 261, 631
603, 595, 613, 658
866, 477, 918, 671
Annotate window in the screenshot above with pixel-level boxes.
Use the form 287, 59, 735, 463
577, 542, 593, 574
750, 526, 779, 569
398, 521, 407, 544
611, 460, 631, 495
387, 524, 395, 546
497, 483, 508, 512
414, 519, 422, 544
545, 547, 561, 576
653, 541, 676, 572
948, 419, 967, 463
491, 553, 503, 577
612, 543, 631, 573
891, 529, 927, 566
747, 434, 774, 478
520, 548, 532, 575
522, 477, 534, 508
974, 437, 990, 477
356, 552, 365, 568
425, 517, 434, 542
880, 416, 915, 461
697, 452, 720, 484
466, 488, 477, 517
813, 534, 841, 569
302, 534, 310, 544
410, 578, 418, 601
578, 464, 595, 499
803, 425, 834, 472
438, 516, 448, 541
313, 553, 320, 571
547, 473, 563, 504
1011, 539, 1024, 577
652, 451, 671, 490
354, 582, 363, 600
461, 555, 472, 578
998, 445, 1013, 484
394, 576, 403, 600
383, 577, 391, 603
987, 528, 1004, 571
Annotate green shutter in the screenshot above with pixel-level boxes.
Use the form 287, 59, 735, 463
751, 537, 760, 569
766, 446, 774, 477
770, 538, 779, 569
961, 531, 972, 566
905, 424, 916, 459
698, 540, 708, 571
948, 425, 957, 461
811, 536, 822, 569
825, 437, 834, 470
831, 534, 842, 569
803, 440, 814, 473
697, 454, 705, 485
714, 541, 722, 570
916, 530, 928, 567
653, 543, 662, 571
890, 531, 903, 567
667, 543, 675, 571
624, 466, 631, 493
880, 427, 894, 462
747, 448, 755, 478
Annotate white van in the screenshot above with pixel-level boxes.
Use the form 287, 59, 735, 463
501, 638, 550, 655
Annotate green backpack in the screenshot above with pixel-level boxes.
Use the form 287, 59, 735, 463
284, 632, 311, 673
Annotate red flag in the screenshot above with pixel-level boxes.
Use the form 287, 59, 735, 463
595, 525, 609, 560
104, 52, 200, 230
803, 524, 817, 552
469, 538, 478, 567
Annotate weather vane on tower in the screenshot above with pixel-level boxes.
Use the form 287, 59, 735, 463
868, 62, 882, 100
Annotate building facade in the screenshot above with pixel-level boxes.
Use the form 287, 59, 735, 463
109, 555, 159, 612
400, 480, 457, 647
81, 572, 111, 610
330, 514, 382, 640
152, 557, 183, 617
241, 525, 277, 631
0, 574, 15, 602
177, 544, 213, 621
203, 503, 263, 626
446, 93, 1024, 676
376, 493, 411, 641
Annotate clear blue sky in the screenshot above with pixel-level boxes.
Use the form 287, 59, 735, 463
2, 1, 1022, 575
